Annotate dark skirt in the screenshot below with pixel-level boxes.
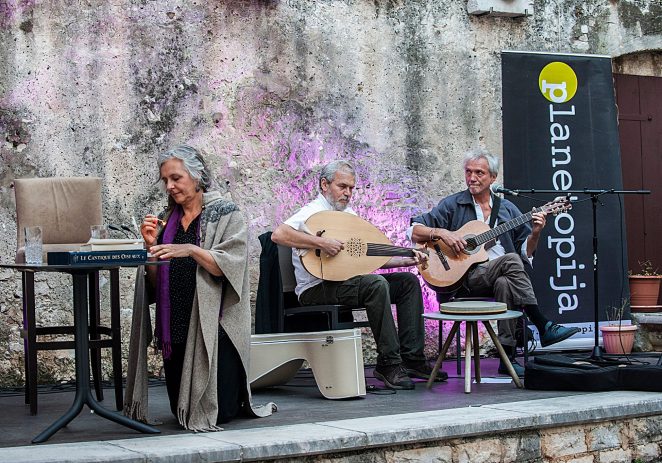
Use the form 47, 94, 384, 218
163, 326, 246, 424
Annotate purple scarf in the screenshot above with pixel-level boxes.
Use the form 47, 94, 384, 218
154, 205, 200, 359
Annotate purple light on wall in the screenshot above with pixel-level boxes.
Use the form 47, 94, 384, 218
0, 0, 35, 27
212, 86, 471, 347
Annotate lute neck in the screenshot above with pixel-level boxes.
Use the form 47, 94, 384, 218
366, 243, 418, 257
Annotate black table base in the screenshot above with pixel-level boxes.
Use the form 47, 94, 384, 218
32, 272, 159, 443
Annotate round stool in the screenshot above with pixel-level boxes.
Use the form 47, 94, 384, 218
424, 304, 523, 393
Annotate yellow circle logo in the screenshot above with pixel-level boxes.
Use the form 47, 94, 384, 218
539, 62, 578, 103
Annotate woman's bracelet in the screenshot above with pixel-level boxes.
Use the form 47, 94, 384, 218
429, 228, 435, 242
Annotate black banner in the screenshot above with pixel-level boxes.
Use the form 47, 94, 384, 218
502, 51, 628, 346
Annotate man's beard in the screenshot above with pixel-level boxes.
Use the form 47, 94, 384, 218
324, 193, 348, 211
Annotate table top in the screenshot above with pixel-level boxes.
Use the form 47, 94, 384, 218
423, 310, 523, 322
0, 261, 167, 272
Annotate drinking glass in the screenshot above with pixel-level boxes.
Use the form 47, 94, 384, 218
24, 226, 43, 264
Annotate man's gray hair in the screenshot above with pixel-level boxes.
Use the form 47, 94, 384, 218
319, 160, 356, 190
463, 147, 500, 177
158, 145, 212, 191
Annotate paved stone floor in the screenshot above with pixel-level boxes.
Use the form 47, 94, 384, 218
3, 355, 662, 463
0, 358, 582, 448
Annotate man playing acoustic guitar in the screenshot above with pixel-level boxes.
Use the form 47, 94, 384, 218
272, 160, 446, 390
410, 148, 580, 376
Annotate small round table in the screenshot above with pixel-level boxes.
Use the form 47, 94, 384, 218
424, 305, 524, 393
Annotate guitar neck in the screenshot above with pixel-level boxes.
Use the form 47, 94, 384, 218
473, 207, 541, 246
366, 243, 417, 257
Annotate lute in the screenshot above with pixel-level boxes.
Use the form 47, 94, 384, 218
300, 211, 424, 281
418, 197, 571, 293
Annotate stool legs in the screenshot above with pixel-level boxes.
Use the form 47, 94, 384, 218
427, 321, 461, 389
455, 329, 462, 375
472, 322, 481, 384
483, 321, 523, 388
464, 322, 472, 393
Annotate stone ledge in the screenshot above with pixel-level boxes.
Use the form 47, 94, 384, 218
632, 312, 662, 325
3, 391, 662, 463
632, 313, 662, 351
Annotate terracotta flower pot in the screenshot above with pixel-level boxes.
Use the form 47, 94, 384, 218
599, 325, 638, 354
628, 275, 662, 310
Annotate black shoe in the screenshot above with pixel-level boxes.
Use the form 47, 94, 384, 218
403, 360, 449, 382
540, 321, 581, 347
498, 358, 525, 377
374, 364, 415, 390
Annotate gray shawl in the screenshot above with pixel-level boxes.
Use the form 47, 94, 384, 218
124, 191, 275, 431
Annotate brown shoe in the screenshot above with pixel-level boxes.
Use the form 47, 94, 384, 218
374, 364, 415, 390
404, 360, 449, 382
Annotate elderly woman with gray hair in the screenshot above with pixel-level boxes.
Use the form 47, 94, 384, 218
124, 145, 273, 430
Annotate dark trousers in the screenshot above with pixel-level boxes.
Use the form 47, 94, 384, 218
465, 253, 537, 348
163, 327, 245, 424
300, 272, 426, 367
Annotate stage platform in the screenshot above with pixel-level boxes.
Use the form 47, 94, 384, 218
2, 357, 662, 462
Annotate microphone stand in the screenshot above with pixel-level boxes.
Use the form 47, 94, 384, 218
507, 188, 650, 361
108, 224, 139, 240
108, 224, 131, 239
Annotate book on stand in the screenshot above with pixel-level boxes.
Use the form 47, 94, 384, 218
79, 238, 145, 252
47, 249, 148, 266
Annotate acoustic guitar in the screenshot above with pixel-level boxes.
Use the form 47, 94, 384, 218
300, 211, 423, 281
417, 197, 571, 293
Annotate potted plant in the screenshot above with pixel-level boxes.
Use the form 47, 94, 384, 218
600, 302, 638, 355
629, 260, 662, 311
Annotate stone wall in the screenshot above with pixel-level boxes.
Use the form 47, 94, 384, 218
1, 0, 661, 385
269, 415, 662, 463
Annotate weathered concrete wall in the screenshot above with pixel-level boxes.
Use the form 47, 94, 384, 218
0, 0, 661, 385
267, 415, 662, 463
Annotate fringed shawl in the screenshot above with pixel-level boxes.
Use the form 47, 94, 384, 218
124, 191, 275, 430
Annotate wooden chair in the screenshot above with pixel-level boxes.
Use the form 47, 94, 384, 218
14, 177, 123, 414
254, 231, 369, 334
277, 244, 370, 332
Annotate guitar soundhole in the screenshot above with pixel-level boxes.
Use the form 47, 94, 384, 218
345, 238, 366, 258
463, 235, 480, 255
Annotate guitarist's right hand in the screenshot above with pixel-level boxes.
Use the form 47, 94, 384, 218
436, 229, 467, 256
318, 238, 345, 257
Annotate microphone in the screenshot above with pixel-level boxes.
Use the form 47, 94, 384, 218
491, 184, 519, 196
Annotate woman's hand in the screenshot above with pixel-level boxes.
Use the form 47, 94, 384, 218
150, 243, 196, 260
141, 215, 162, 248
151, 242, 224, 277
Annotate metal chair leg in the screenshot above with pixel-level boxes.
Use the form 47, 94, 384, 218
88, 272, 103, 401
110, 269, 123, 411
522, 316, 529, 364
23, 271, 38, 415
